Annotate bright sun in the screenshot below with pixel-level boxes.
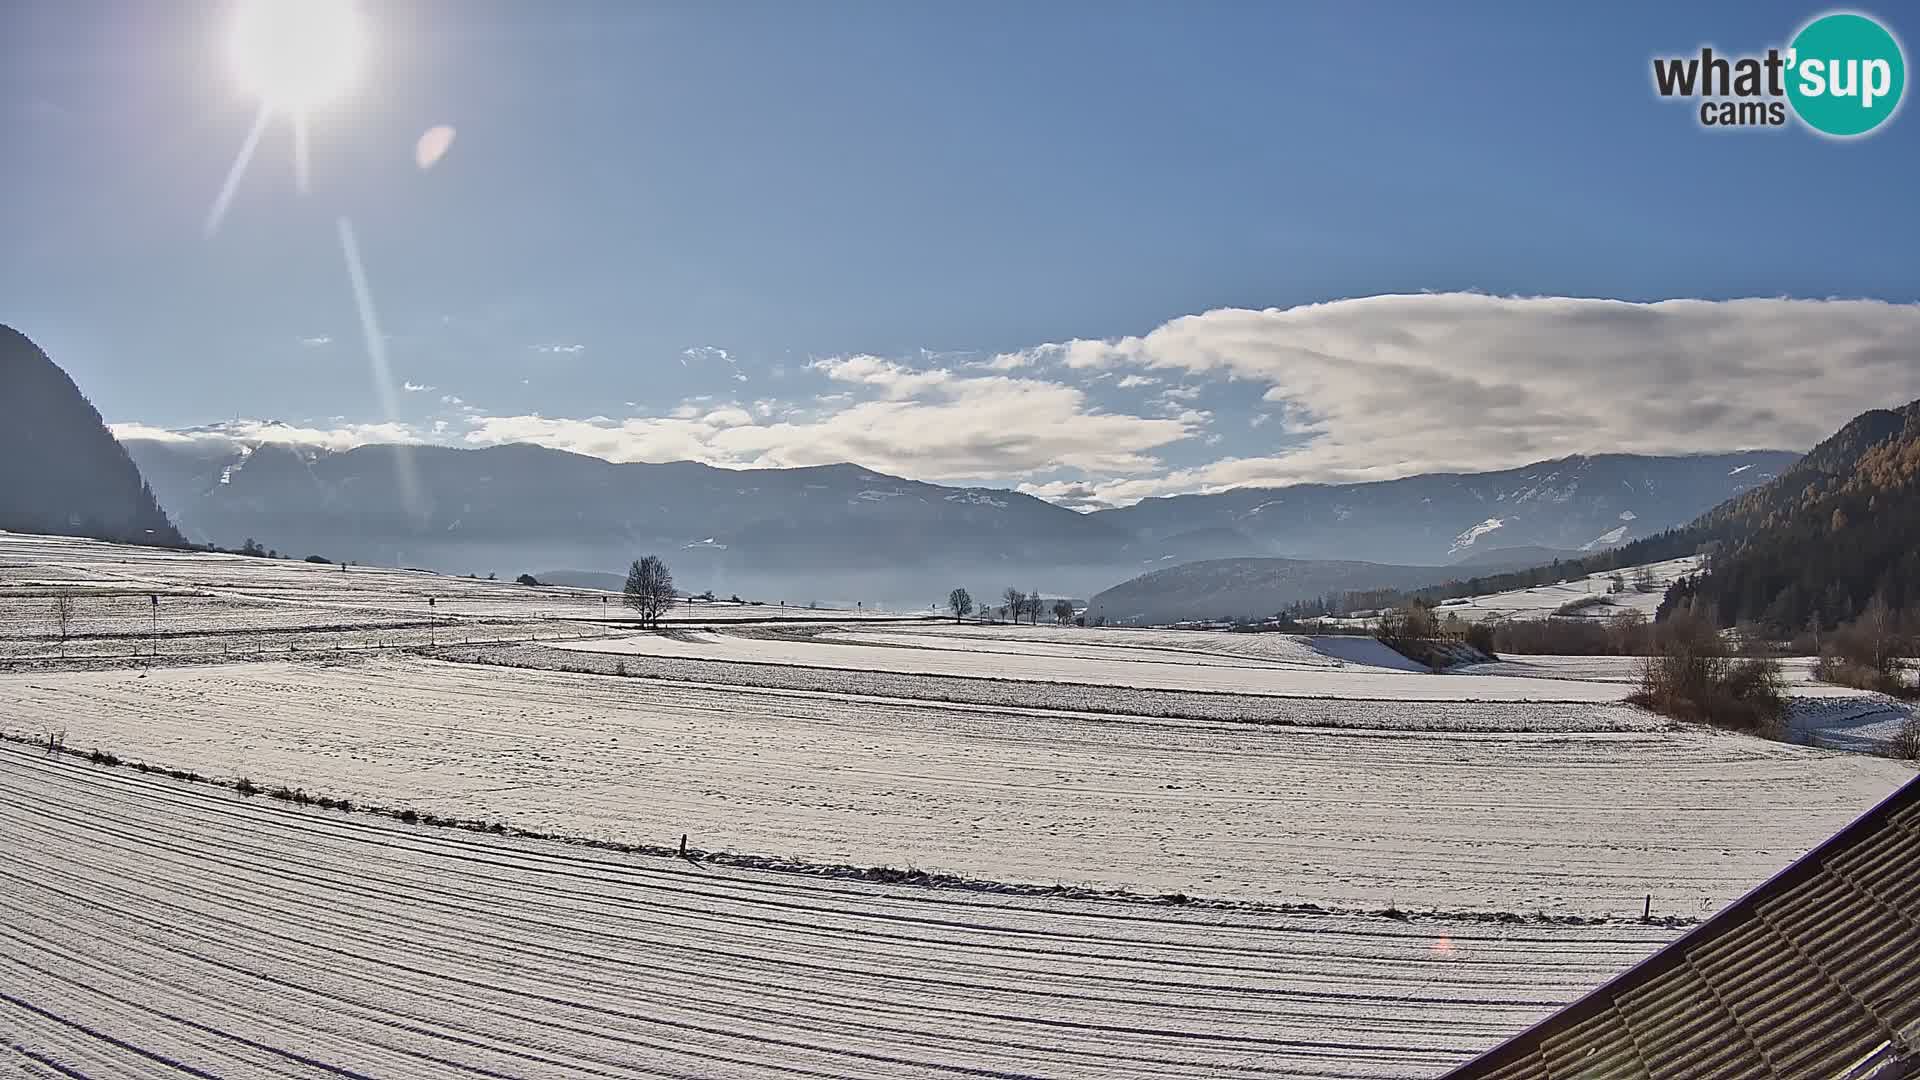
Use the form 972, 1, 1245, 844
229, 0, 366, 109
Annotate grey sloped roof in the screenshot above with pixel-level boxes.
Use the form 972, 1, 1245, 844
1441, 775, 1920, 1080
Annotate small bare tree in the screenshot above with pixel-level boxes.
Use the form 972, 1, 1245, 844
1860, 594, 1898, 680
1025, 589, 1044, 625
947, 587, 973, 623
1818, 593, 1907, 693
51, 593, 76, 658
1052, 599, 1074, 625
623, 555, 676, 629
1002, 587, 1024, 625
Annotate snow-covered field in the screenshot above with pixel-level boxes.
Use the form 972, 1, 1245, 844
0, 743, 1688, 1079
827, 623, 1430, 670
3, 532, 1913, 1075
555, 626, 1630, 702
1788, 694, 1920, 755
447, 641, 1668, 732
0, 532, 922, 662
1458, 654, 1843, 686
1429, 556, 1703, 624
3, 654, 1908, 916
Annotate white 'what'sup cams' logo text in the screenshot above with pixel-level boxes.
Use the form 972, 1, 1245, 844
1653, 11, 1906, 136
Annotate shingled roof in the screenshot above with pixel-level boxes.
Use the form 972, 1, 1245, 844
1439, 774, 1920, 1080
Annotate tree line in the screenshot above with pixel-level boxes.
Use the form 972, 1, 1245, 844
944, 587, 1075, 625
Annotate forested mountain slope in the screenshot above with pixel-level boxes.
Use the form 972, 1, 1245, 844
0, 325, 181, 546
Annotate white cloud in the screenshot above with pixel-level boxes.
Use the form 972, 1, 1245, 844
532, 343, 585, 354
109, 420, 421, 452
463, 365, 1195, 481
1015, 479, 1111, 512
987, 339, 1137, 371
299, 336, 331, 347
682, 345, 734, 366
108, 423, 200, 443
402, 381, 434, 393
441, 394, 463, 406
118, 294, 1920, 512
808, 354, 953, 399
1033, 293, 1920, 491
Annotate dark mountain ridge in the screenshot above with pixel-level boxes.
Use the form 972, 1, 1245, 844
1660, 398, 1920, 630
0, 325, 181, 546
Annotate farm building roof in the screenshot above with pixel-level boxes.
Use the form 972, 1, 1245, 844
1439, 773, 1920, 1080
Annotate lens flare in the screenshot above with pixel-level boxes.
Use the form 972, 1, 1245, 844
415, 125, 456, 170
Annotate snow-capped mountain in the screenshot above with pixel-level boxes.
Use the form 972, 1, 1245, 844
1086, 452, 1797, 567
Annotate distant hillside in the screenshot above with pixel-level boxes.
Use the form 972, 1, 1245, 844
0, 325, 181, 546
1661, 397, 1920, 630
1332, 398, 1920, 626
120, 422, 1811, 609
1088, 557, 1464, 625
1088, 452, 1795, 566
122, 437, 1142, 604
1449, 544, 1582, 568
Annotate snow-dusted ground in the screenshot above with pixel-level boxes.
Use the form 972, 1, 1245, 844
4, 532, 1913, 1070
0, 531, 919, 662
1459, 654, 1840, 686
3, 655, 1907, 917
829, 623, 1432, 673
452, 642, 1666, 733
1789, 694, 1918, 755
0, 744, 1686, 1079
555, 627, 1629, 702
1430, 556, 1704, 624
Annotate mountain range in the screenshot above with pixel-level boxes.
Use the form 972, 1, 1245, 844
0, 323, 1816, 609
119, 428, 1794, 607
1085, 451, 1796, 565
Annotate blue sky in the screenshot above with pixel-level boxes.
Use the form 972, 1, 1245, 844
4, 0, 1918, 506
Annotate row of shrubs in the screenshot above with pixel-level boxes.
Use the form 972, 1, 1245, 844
1628, 610, 1791, 738
1373, 603, 1498, 668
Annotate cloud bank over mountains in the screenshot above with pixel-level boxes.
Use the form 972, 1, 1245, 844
115, 294, 1920, 508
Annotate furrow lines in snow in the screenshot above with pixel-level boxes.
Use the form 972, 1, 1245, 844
0, 745, 1681, 1079
2, 656, 1906, 914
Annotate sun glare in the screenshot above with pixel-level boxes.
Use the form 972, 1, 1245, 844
229, 0, 366, 109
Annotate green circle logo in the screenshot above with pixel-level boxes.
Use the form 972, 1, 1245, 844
1787, 12, 1906, 136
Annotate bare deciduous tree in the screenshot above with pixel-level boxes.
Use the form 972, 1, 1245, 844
1024, 589, 1044, 625
947, 587, 973, 622
51, 593, 76, 658
1002, 587, 1024, 625
623, 555, 676, 629
1052, 599, 1074, 625
1633, 565, 1658, 593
